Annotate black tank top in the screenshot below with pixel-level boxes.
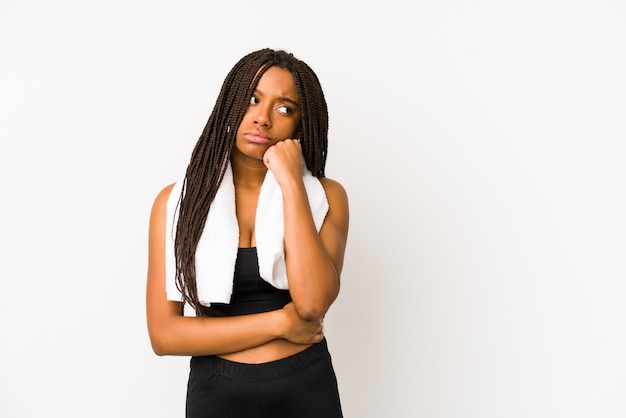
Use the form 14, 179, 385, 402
207, 247, 292, 316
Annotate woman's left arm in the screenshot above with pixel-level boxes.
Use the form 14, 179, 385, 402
264, 140, 349, 321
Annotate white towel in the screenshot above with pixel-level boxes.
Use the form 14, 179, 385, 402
165, 163, 329, 313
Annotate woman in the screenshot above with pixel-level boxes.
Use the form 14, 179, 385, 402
146, 48, 349, 417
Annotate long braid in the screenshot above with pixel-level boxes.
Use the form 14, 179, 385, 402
174, 49, 329, 315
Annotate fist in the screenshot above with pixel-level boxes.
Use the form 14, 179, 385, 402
263, 139, 304, 184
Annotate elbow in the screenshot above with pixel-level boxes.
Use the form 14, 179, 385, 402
151, 341, 168, 356
148, 326, 176, 356
298, 310, 324, 322
149, 334, 169, 356
295, 302, 330, 322
291, 274, 340, 321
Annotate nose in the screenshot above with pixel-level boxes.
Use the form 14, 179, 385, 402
253, 104, 271, 128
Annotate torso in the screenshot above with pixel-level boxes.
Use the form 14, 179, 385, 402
218, 339, 311, 363
234, 177, 259, 248
216, 176, 311, 364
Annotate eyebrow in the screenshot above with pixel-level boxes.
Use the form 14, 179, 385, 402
254, 89, 300, 108
278, 96, 300, 108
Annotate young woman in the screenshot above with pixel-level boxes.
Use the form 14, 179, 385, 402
146, 48, 349, 417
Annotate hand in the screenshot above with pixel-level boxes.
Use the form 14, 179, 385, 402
279, 302, 324, 344
262, 139, 304, 186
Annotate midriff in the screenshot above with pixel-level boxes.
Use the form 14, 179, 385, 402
218, 339, 312, 364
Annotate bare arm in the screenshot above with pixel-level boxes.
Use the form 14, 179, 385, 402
146, 184, 324, 356
264, 140, 350, 321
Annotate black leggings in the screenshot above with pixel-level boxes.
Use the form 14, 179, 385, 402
186, 338, 343, 418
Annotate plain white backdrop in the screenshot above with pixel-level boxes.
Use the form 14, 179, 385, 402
1, 1, 625, 417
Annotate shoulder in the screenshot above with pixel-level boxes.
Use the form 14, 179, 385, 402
150, 183, 177, 223
318, 177, 349, 238
320, 177, 349, 213
320, 177, 347, 200
153, 183, 177, 208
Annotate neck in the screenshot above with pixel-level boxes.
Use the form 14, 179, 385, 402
230, 151, 267, 189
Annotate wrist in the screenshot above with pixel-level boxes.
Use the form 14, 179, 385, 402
277, 175, 305, 196
269, 309, 287, 339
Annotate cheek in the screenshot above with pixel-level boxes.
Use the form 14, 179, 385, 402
289, 116, 302, 137
284, 124, 301, 140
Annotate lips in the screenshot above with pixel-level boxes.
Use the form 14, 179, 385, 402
245, 131, 271, 144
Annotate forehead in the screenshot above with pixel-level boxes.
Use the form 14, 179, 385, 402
255, 66, 299, 102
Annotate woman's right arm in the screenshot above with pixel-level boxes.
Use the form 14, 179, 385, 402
146, 184, 323, 356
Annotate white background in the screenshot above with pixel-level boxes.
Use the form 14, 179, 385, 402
1, 1, 625, 417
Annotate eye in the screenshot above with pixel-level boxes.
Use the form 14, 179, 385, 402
277, 105, 292, 115
249, 95, 259, 105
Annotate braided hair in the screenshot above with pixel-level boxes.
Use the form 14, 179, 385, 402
174, 48, 329, 315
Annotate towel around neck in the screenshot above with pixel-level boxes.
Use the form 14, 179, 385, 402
165, 163, 329, 315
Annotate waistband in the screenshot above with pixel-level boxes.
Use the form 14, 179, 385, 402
189, 338, 331, 381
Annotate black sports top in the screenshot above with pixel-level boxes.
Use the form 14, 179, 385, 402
206, 247, 292, 317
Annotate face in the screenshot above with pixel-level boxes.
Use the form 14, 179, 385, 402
233, 66, 302, 161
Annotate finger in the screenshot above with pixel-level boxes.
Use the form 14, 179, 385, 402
262, 147, 272, 168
